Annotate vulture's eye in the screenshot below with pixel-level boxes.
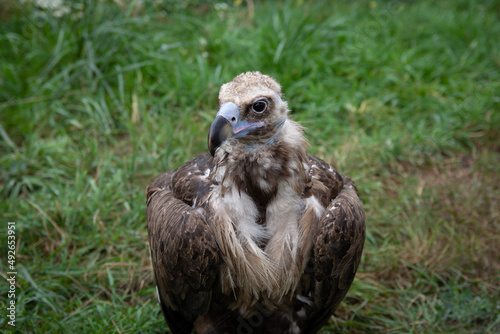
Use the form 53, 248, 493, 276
252, 100, 268, 113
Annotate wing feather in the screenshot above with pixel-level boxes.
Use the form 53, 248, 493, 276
301, 156, 366, 333
171, 153, 213, 206
146, 155, 220, 333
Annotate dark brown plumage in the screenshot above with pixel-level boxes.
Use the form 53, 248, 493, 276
147, 72, 366, 334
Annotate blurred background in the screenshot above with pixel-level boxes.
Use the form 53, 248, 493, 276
0, 0, 499, 332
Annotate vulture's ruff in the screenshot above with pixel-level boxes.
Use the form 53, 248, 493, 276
147, 72, 365, 334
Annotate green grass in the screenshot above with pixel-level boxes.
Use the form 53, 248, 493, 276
1, 0, 499, 333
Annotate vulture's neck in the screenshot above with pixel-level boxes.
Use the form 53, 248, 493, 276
213, 119, 309, 208
213, 119, 308, 228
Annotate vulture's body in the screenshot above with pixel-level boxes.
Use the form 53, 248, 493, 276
147, 72, 365, 334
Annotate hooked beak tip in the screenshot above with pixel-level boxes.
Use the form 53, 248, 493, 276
208, 116, 233, 157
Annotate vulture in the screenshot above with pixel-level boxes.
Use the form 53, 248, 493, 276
146, 72, 365, 334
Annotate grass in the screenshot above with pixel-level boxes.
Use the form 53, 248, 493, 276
0, 0, 499, 332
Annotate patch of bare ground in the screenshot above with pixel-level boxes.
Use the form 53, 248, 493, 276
372, 148, 499, 290
417, 150, 498, 278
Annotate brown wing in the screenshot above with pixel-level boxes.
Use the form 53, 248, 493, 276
301, 155, 366, 333
146, 154, 220, 334
305, 153, 343, 206
170, 153, 213, 207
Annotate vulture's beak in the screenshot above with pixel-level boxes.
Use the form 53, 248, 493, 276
208, 102, 264, 156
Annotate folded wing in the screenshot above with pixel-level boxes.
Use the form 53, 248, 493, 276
146, 155, 220, 334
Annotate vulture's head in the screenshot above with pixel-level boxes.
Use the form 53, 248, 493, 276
208, 72, 289, 157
